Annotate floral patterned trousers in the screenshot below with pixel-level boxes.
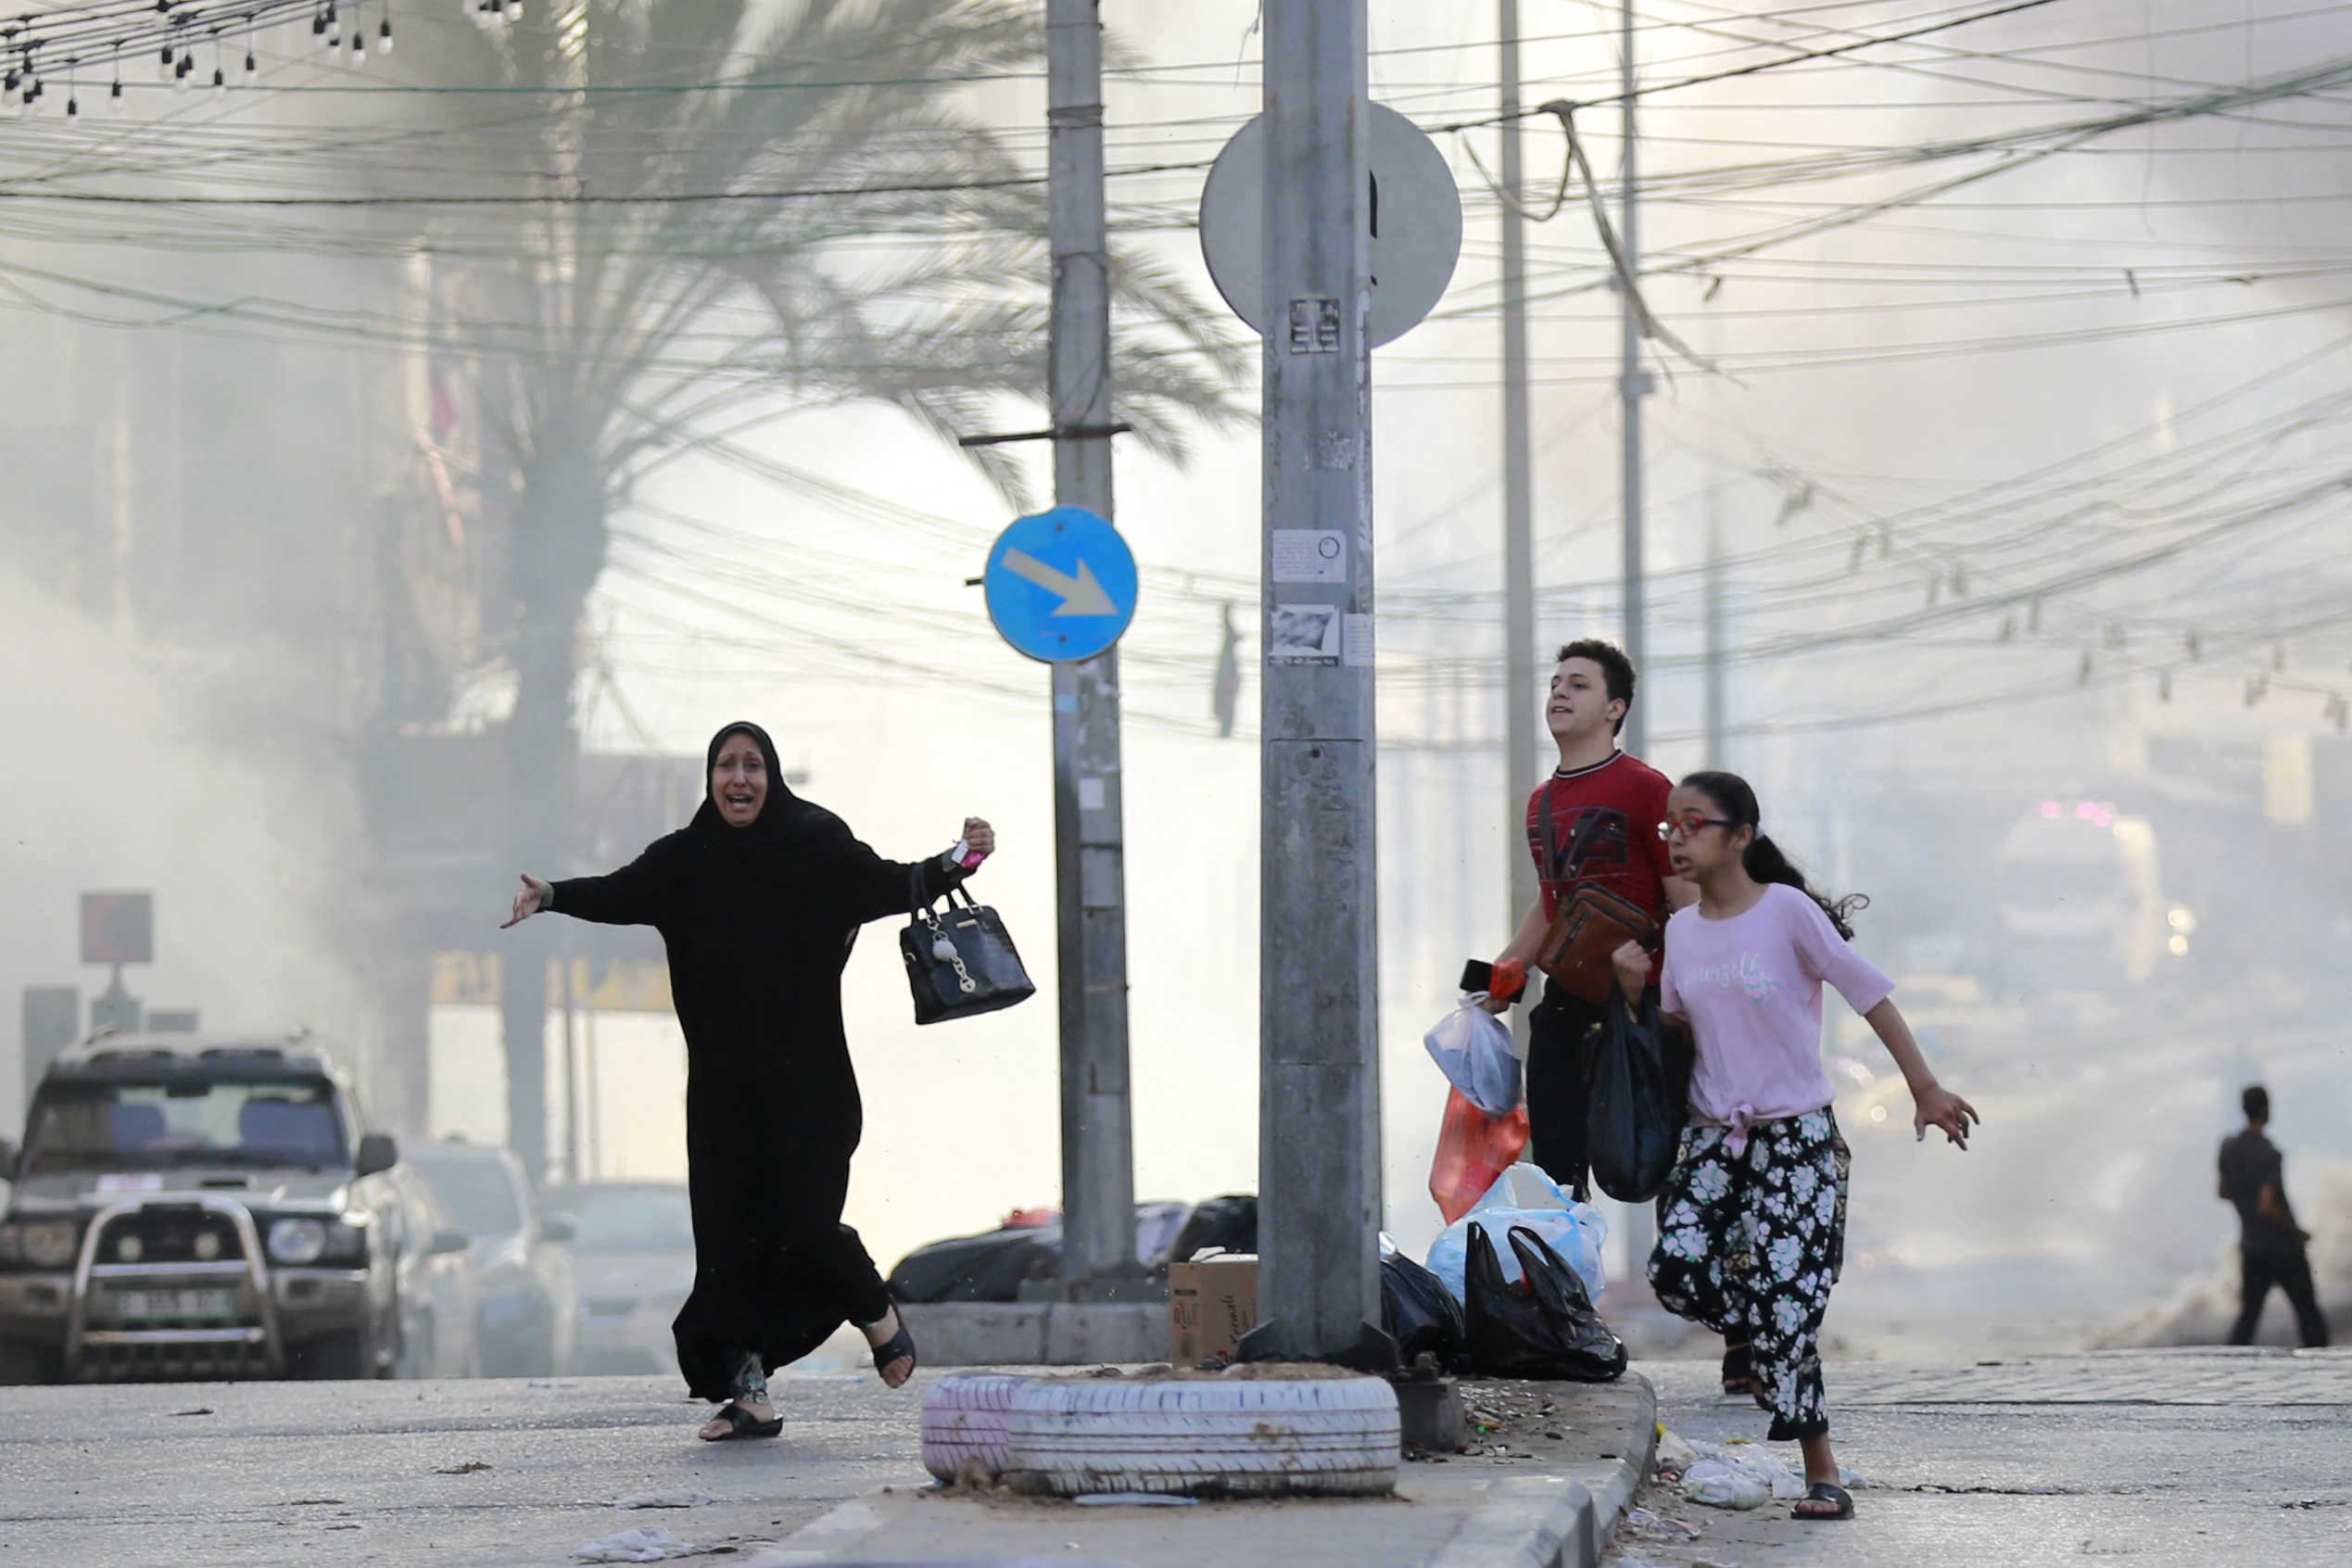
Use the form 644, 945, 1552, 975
1648, 1108, 1851, 1440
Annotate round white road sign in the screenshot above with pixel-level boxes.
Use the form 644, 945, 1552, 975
1198, 102, 1464, 348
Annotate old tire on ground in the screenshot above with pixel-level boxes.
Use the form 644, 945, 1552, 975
1004, 1375, 1400, 1497
919, 1372, 1029, 1481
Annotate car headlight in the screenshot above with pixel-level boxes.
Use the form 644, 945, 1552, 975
268, 1218, 328, 1265
18, 1220, 80, 1269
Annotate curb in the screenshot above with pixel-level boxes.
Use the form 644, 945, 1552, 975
1428, 1374, 1657, 1568
753, 1372, 1656, 1568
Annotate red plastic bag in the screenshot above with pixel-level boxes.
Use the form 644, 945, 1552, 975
1429, 1087, 1531, 1224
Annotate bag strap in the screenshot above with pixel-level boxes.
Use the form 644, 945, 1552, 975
1537, 782, 1559, 887
908, 867, 940, 921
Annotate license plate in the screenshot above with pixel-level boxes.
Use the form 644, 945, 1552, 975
114, 1287, 238, 1323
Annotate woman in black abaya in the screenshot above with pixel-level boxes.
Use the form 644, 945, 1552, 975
503, 721, 992, 1440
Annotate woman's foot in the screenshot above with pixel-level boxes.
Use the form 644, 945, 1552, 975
861, 1306, 917, 1389
1720, 1340, 1761, 1397
698, 1398, 778, 1441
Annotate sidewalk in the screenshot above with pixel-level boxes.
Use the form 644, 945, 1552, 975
752, 1374, 1656, 1568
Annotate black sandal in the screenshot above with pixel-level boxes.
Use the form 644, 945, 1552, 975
1795, 1482, 1853, 1521
870, 1322, 917, 1383
1721, 1341, 1759, 1397
699, 1401, 783, 1441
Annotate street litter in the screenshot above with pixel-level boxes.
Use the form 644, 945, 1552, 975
434, 1461, 493, 1474
614, 1491, 719, 1510
572, 1525, 710, 1562
1676, 1437, 1869, 1509
1654, 1424, 1699, 1476
1071, 1492, 1201, 1507
1620, 1507, 1703, 1542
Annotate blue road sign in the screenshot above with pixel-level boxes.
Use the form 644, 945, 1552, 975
983, 505, 1138, 664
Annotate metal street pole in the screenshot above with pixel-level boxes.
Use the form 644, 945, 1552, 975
1046, 0, 1138, 1300
1499, 0, 1540, 944
1618, 0, 1650, 761
1616, 0, 1657, 1281
1242, 0, 1389, 1367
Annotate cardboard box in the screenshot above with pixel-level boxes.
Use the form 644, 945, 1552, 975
1168, 1253, 1258, 1366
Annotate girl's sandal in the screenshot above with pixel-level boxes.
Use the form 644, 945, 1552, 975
699, 1401, 783, 1441
871, 1322, 918, 1385
1795, 1482, 1853, 1521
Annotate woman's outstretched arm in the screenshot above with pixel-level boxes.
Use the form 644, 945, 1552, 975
833, 816, 996, 924
503, 842, 680, 929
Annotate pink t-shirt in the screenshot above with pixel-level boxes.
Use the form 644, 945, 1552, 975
1660, 883, 1894, 1151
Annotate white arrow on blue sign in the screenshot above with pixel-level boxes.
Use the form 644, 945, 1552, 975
983, 505, 1138, 664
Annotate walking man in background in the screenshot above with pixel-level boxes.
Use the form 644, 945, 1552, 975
1486, 639, 1691, 1195
2219, 1085, 2329, 1347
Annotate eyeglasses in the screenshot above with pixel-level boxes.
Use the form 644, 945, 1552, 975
1658, 813, 1739, 841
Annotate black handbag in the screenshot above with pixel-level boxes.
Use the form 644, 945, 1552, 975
899, 874, 1035, 1025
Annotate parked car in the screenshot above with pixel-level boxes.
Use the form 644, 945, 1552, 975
386, 1163, 478, 1379
0, 1032, 406, 1383
544, 1182, 694, 1375
403, 1142, 576, 1377
887, 1197, 1254, 1304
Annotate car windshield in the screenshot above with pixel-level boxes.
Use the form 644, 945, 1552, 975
555, 1188, 694, 1252
409, 1158, 523, 1238
23, 1078, 346, 1173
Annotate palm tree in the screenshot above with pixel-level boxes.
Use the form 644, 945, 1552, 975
395, 0, 1244, 1171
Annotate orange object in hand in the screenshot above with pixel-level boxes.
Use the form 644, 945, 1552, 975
1490, 958, 1527, 1003
1429, 1086, 1531, 1224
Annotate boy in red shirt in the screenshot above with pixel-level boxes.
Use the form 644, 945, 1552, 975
1487, 639, 1690, 1195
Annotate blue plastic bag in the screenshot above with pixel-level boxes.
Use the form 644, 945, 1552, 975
1425, 1161, 1608, 1308
1422, 994, 1522, 1117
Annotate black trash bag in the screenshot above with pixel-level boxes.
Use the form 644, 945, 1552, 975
1585, 992, 1687, 1203
1463, 1222, 1626, 1383
1381, 1253, 1468, 1372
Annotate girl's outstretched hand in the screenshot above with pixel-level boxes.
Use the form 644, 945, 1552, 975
1914, 1082, 1979, 1149
503, 874, 551, 929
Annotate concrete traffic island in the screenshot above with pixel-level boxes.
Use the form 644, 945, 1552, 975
0, 1366, 1655, 1568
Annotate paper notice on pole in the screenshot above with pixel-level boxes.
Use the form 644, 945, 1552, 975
1344, 613, 1374, 667
1267, 604, 1343, 664
1077, 776, 1106, 812
1271, 529, 1347, 583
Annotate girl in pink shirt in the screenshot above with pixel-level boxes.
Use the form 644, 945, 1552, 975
1612, 770, 1977, 1524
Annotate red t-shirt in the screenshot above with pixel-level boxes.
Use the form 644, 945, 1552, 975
1524, 752, 1678, 942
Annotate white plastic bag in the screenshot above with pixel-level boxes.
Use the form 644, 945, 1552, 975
1423, 995, 1521, 1117
1681, 1461, 1771, 1510
1424, 1161, 1607, 1307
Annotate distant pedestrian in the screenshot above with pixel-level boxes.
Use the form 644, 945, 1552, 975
1486, 640, 1692, 1195
1616, 770, 1977, 1522
2219, 1085, 2328, 1347
503, 721, 993, 1440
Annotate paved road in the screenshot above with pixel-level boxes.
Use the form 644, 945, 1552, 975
0, 1372, 915, 1567
1617, 1349, 2352, 1568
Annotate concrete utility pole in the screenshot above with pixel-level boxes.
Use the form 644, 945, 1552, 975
1045, 0, 1139, 1300
1242, 0, 1390, 1367
1617, 0, 1650, 760
1499, 0, 1540, 945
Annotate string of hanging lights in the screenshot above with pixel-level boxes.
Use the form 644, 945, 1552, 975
0, 0, 521, 117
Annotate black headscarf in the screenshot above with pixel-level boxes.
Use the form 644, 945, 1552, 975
689, 720, 868, 878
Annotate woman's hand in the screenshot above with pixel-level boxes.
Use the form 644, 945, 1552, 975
962, 816, 996, 859
1610, 940, 1652, 1005
1913, 1081, 1979, 1150
502, 874, 551, 929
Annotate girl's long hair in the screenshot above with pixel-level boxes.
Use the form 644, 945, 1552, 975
1679, 770, 1868, 941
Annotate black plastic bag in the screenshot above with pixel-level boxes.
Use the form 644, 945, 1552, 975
1380, 1253, 1467, 1372
1463, 1222, 1626, 1383
1585, 992, 1686, 1203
